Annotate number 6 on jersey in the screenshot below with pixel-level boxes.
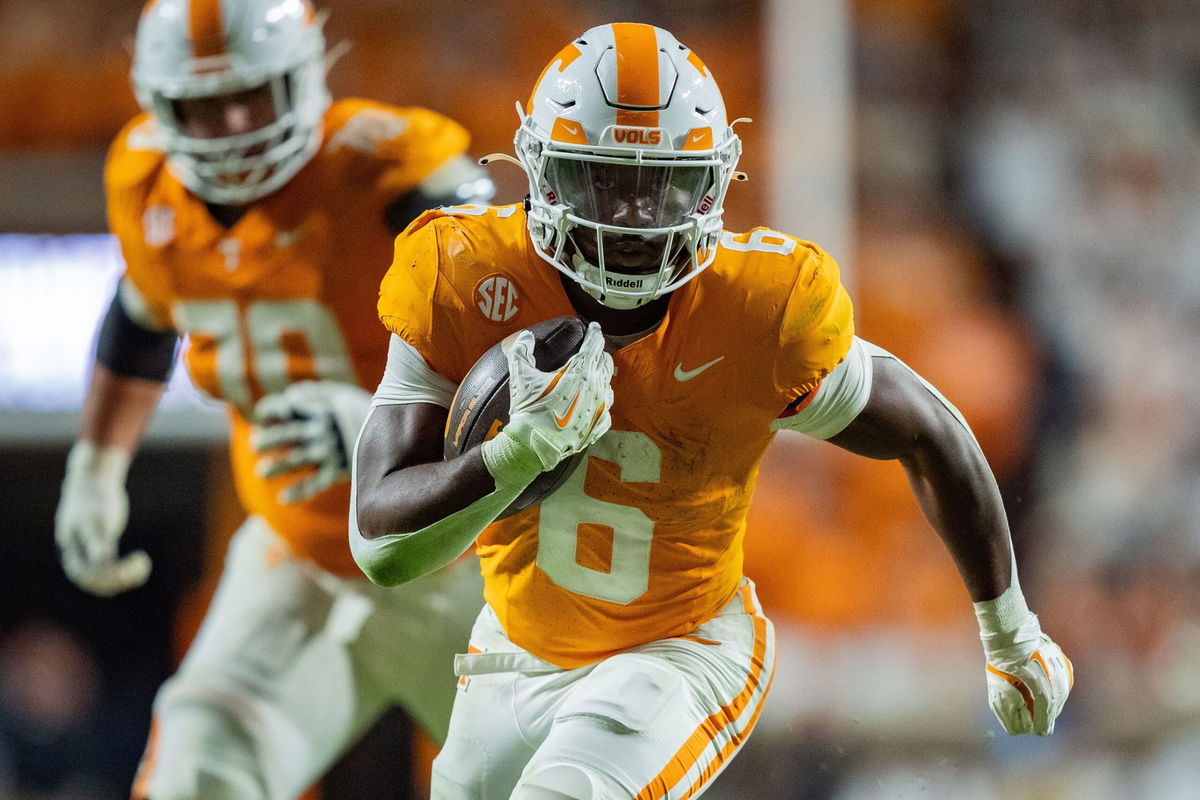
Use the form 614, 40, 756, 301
537, 431, 660, 604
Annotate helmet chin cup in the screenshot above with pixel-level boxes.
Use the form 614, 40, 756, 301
569, 252, 665, 310
515, 24, 742, 309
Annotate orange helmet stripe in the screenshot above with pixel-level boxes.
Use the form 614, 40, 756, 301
611, 22, 660, 127
188, 0, 227, 59
526, 43, 583, 114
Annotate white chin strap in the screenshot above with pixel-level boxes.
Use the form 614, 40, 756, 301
569, 252, 659, 309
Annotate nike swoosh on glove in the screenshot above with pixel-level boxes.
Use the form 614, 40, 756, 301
483, 321, 614, 486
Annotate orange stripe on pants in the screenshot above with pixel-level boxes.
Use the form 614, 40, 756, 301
634, 586, 771, 800
129, 716, 160, 800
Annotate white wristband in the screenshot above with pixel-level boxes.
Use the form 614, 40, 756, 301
973, 584, 1032, 635
65, 440, 132, 485
974, 584, 1041, 657
480, 430, 543, 491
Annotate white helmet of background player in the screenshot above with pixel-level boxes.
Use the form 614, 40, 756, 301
132, 0, 330, 205
515, 23, 742, 309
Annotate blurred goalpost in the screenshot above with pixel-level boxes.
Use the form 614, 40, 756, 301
764, 0, 854, 284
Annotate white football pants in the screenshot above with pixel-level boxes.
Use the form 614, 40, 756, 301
131, 516, 483, 800
431, 580, 775, 800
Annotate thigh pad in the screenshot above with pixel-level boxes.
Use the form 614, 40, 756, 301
557, 654, 685, 734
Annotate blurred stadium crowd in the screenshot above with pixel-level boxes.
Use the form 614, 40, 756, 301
0, 0, 1197, 798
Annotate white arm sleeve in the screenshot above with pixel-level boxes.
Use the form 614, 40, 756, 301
773, 336, 977, 442
373, 333, 458, 408
773, 336, 873, 439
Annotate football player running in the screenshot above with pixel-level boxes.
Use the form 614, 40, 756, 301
53, 1, 493, 798
352, 23, 1073, 800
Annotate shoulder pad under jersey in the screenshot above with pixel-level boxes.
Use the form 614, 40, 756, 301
105, 114, 168, 195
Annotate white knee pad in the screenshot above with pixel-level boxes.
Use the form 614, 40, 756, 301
512, 762, 603, 800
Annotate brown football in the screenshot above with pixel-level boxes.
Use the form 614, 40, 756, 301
443, 316, 589, 519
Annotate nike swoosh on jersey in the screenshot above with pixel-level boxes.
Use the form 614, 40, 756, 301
674, 356, 725, 382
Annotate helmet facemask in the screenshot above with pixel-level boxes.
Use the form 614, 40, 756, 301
518, 118, 740, 310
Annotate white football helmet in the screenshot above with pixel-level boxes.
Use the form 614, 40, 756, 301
515, 23, 742, 309
132, 0, 331, 205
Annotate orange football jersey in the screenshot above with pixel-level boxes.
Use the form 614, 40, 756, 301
378, 205, 854, 667
106, 99, 472, 576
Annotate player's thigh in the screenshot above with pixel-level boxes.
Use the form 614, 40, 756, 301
138, 517, 389, 799
429, 668, 541, 800
429, 602, 568, 800
173, 516, 337, 683
355, 555, 484, 744
515, 591, 775, 799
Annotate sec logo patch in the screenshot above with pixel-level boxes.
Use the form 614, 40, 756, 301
474, 274, 520, 323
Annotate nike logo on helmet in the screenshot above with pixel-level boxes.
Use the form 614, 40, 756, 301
674, 356, 724, 382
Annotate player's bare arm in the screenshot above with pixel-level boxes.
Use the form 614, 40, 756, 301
801, 343, 1073, 735
827, 354, 1012, 602
353, 402, 495, 539
79, 366, 168, 453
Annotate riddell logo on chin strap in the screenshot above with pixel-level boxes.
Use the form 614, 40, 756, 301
613, 128, 662, 145
604, 276, 645, 289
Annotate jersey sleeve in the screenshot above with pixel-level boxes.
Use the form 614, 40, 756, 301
377, 212, 472, 381
103, 115, 175, 330
774, 240, 855, 405
773, 336, 871, 439
325, 100, 471, 206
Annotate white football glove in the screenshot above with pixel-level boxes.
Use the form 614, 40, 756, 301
251, 380, 374, 505
55, 441, 151, 596
483, 322, 614, 484
976, 587, 1074, 735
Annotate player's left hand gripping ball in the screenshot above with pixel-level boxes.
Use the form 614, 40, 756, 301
499, 321, 614, 474
984, 627, 1074, 735
251, 381, 374, 504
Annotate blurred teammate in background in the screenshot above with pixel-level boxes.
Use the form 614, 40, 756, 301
351, 23, 1074, 799
52, 1, 493, 797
